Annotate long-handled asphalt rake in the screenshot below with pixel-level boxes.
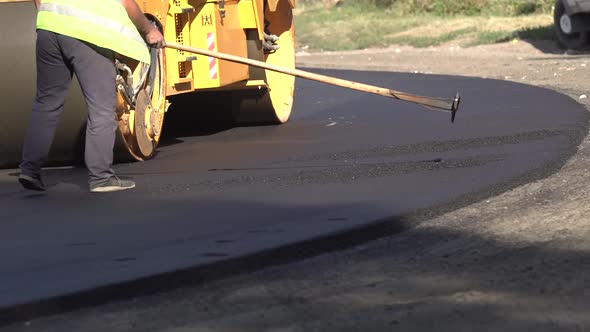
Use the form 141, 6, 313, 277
166, 42, 461, 122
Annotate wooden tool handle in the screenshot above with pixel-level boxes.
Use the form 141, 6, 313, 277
166, 42, 460, 117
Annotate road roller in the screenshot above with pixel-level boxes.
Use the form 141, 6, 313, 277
1, 0, 460, 169
0, 0, 296, 167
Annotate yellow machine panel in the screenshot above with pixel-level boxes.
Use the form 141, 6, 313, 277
166, 0, 250, 95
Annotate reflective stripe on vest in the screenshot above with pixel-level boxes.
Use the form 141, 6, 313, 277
36, 0, 150, 64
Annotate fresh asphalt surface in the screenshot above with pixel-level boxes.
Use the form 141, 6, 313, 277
0, 69, 587, 323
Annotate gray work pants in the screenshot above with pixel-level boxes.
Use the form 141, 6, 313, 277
20, 30, 117, 188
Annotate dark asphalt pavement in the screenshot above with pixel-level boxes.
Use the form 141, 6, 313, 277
0, 70, 587, 323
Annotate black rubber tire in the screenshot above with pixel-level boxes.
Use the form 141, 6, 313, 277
554, 0, 589, 50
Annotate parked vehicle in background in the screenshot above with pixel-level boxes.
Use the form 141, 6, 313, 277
554, 0, 590, 49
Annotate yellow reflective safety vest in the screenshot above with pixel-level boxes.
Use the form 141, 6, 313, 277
36, 0, 150, 64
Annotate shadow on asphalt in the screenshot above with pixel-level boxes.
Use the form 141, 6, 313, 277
0, 197, 412, 326
160, 91, 236, 142
1, 217, 588, 330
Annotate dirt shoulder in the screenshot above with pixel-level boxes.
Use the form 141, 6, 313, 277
297, 40, 590, 96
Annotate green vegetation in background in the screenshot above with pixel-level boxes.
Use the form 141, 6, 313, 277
300, 0, 554, 16
295, 0, 555, 51
390, 0, 552, 16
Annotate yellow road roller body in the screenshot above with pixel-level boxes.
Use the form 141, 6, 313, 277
0, 0, 296, 167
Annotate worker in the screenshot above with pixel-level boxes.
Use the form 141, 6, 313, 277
18, 0, 165, 193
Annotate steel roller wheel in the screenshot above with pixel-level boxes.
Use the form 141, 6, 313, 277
232, 0, 296, 125
115, 22, 168, 161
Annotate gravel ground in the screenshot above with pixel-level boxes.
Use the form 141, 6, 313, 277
3, 40, 590, 332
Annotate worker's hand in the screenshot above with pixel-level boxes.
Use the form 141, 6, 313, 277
122, 0, 166, 48
262, 31, 280, 53
144, 27, 166, 49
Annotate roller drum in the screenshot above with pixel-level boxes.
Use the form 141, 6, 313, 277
232, 0, 296, 125
0, 2, 89, 168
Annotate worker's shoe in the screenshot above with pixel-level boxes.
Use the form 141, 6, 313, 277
18, 173, 46, 191
90, 176, 135, 193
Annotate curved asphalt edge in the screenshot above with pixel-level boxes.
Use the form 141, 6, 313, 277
1, 72, 588, 327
